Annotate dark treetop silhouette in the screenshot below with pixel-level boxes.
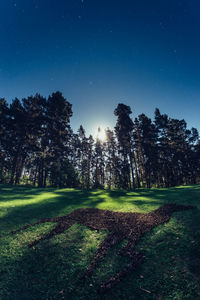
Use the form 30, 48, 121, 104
12, 203, 195, 293
1, 95, 200, 189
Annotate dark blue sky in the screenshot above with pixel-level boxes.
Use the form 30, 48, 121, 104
0, 0, 200, 136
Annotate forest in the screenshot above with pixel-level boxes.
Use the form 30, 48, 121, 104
0, 91, 199, 189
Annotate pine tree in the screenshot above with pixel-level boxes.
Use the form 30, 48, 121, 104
133, 114, 158, 188
114, 103, 135, 189
0, 98, 10, 182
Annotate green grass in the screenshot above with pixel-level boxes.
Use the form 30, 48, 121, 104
0, 185, 200, 299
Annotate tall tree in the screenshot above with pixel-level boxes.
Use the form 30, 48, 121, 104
45, 91, 73, 187
133, 114, 158, 188
0, 98, 10, 182
22, 94, 46, 185
104, 128, 120, 188
114, 104, 135, 189
9, 98, 28, 184
0, 93, 199, 189
93, 129, 105, 188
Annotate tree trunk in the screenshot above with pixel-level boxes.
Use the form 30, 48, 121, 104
129, 152, 136, 189
133, 151, 140, 188
10, 141, 22, 184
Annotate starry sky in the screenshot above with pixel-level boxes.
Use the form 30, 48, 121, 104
0, 0, 200, 136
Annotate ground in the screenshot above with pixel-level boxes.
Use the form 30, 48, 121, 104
0, 185, 200, 299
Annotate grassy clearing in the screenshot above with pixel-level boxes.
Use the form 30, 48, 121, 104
0, 185, 200, 299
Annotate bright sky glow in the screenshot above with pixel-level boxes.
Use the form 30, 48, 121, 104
95, 126, 107, 142
0, 1, 200, 134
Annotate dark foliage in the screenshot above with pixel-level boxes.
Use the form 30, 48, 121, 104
0, 92, 200, 188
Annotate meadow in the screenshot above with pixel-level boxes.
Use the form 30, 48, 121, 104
0, 185, 200, 299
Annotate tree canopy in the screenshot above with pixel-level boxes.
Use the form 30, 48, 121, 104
0, 92, 199, 189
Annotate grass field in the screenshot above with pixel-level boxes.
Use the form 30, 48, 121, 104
1, 185, 200, 300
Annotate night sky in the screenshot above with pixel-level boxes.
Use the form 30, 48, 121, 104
0, 0, 200, 136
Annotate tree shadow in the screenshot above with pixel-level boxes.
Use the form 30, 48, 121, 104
2, 206, 199, 299
1, 185, 200, 299
1, 185, 200, 232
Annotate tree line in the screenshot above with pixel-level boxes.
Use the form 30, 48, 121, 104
0, 91, 199, 189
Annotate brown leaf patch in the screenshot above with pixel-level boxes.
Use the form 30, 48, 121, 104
12, 203, 195, 293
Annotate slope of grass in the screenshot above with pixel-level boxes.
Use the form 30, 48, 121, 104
0, 185, 200, 299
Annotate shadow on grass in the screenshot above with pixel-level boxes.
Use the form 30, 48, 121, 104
1, 185, 200, 299
1, 185, 200, 232
3, 208, 200, 300
0, 224, 103, 300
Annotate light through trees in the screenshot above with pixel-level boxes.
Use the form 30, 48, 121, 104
96, 126, 106, 142
0, 92, 200, 189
